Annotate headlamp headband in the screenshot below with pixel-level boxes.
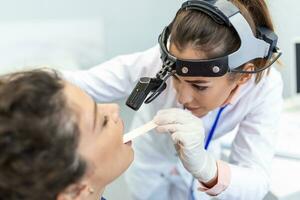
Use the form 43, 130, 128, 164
159, 0, 282, 77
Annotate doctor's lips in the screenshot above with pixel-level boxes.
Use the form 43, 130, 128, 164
184, 106, 201, 111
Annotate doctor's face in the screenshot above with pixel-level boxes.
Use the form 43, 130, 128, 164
63, 82, 133, 196
170, 44, 240, 117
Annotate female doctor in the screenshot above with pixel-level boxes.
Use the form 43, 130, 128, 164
63, 0, 283, 199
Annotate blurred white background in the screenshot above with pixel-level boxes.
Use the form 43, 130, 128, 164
0, 0, 181, 73
0, 0, 300, 199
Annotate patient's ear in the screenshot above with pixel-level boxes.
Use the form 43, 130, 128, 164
56, 182, 87, 200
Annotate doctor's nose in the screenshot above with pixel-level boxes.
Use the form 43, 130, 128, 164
176, 83, 194, 105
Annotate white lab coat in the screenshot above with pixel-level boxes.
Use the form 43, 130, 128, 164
63, 45, 283, 200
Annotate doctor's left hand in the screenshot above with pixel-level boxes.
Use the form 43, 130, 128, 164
154, 108, 217, 184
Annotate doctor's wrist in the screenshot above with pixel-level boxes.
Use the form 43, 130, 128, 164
200, 169, 218, 188
193, 153, 217, 183
198, 160, 231, 196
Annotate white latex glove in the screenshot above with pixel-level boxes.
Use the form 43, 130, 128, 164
153, 108, 217, 183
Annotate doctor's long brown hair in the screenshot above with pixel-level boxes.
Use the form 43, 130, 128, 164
169, 0, 275, 83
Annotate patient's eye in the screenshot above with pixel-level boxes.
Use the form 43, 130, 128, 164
102, 116, 109, 127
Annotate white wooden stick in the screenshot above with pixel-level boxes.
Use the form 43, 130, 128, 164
123, 121, 157, 143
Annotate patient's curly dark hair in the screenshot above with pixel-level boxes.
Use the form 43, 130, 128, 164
0, 70, 86, 200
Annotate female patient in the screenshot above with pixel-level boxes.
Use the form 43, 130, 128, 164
0, 70, 133, 200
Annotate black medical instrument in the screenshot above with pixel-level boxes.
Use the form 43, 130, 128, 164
126, 0, 282, 111
126, 63, 175, 111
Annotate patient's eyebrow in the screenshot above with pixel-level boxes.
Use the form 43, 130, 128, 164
93, 101, 97, 131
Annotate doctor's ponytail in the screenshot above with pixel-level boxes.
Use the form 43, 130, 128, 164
231, 0, 275, 82
234, 0, 274, 31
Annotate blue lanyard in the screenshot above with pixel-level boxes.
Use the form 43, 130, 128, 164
204, 106, 227, 150
189, 106, 227, 200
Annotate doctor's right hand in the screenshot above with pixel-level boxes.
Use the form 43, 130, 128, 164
153, 108, 217, 183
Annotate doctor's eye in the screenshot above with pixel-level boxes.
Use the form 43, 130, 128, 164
192, 84, 208, 91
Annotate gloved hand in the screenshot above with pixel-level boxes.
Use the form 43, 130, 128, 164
153, 108, 217, 183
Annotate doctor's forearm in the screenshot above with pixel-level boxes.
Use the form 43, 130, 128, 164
216, 163, 270, 200
197, 160, 270, 199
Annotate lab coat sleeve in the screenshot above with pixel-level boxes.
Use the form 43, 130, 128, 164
61, 45, 161, 102
217, 72, 283, 200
